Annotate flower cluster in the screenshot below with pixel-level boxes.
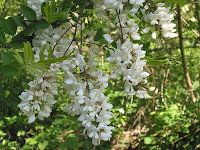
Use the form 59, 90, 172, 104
92, 0, 150, 99
129, 0, 145, 14
142, 3, 178, 38
61, 55, 114, 145
32, 24, 73, 61
19, 0, 115, 145
18, 23, 73, 123
19, 1, 73, 123
18, 64, 60, 123
107, 41, 150, 99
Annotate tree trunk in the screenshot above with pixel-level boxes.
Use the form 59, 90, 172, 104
195, 2, 200, 42
177, 5, 196, 103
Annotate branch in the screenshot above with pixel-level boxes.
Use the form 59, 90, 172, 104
195, 2, 200, 42
74, 39, 90, 92
116, 9, 124, 42
52, 25, 74, 53
174, 10, 200, 37
63, 0, 87, 56
177, 5, 196, 103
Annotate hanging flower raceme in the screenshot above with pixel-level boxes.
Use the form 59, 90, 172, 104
142, 3, 178, 38
18, 64, 60, 123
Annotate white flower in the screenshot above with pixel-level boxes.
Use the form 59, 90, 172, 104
137, 90, 150, 99
103, 34, 113, 44
119, 108, 125, 114
149, 87, 155, 91
152, 31, 157, 39
28, 112, 36, 124
64, 71, 77, 84
142, 26, 151, 34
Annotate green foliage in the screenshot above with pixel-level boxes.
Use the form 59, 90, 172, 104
0, 31, 6, 45
12, 16, 26, 28
4, 17, 17, 35
37, 19, 50, 29
23, 23, 37, 36
0, 50, 22, 76
43, 0, 70, 23
20, 5, 37, 21
146, 56, 169, 66
94, 28, 104, 41
155, 0, 187, 5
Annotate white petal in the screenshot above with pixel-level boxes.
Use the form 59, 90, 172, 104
28, 113, 36, 124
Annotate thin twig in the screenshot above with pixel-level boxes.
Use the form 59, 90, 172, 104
74, 39, 90, 92
116, 9, 124, 42
63, 0, 88, 56
145, 65, 152, 75
52, 25, 74, 52
152, 68, 156, 113
174, 10, 200, 37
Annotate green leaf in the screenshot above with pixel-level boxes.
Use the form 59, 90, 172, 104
24, 42, 29, 63
38, 141, 48, 150
0, 31, 6, 45
0, 130, 6, 138
155, 56, 168, 60
48, 45, 53, 59
8, 40, 24, 49
5, 17, 17, 35
27, 42, 34, 62
14, 50, 24, 65
65, 137, 79, 149
168, 0, 187, 5
39, 44, 47, 61
8, 32, 28, 48
100, 38, 108, 45
24, 42, 34, 63
25, 138, 38, 145
150, 26, 155, 33
30, 62, 48, 73
94, 28, 104, 41
26, 65, 43, 77
37, 19, 50, 29
12, 16, 26, 28
144, 137, 156, 145
0, 64, 19, 76
147, 56, 168, 66
39, 55, 70, 64
10, 32, 28, 48
8, 141, 20, 150
23, 23, 37, 36
59, 142, 68, 150
0, 52, 9, 65
147, 59, 168, 66
143, 42, 150, 51
41, 2, 47, 16
17, 131, 26, 136
20, 5, 37, 21
0, 18, 10, 34
192, 81, 199, 91
43, 1, 69, 24
51, 10, 69, 21
0, 17, 5, 27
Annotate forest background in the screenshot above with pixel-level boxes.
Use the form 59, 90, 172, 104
0, 0, 200, 149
